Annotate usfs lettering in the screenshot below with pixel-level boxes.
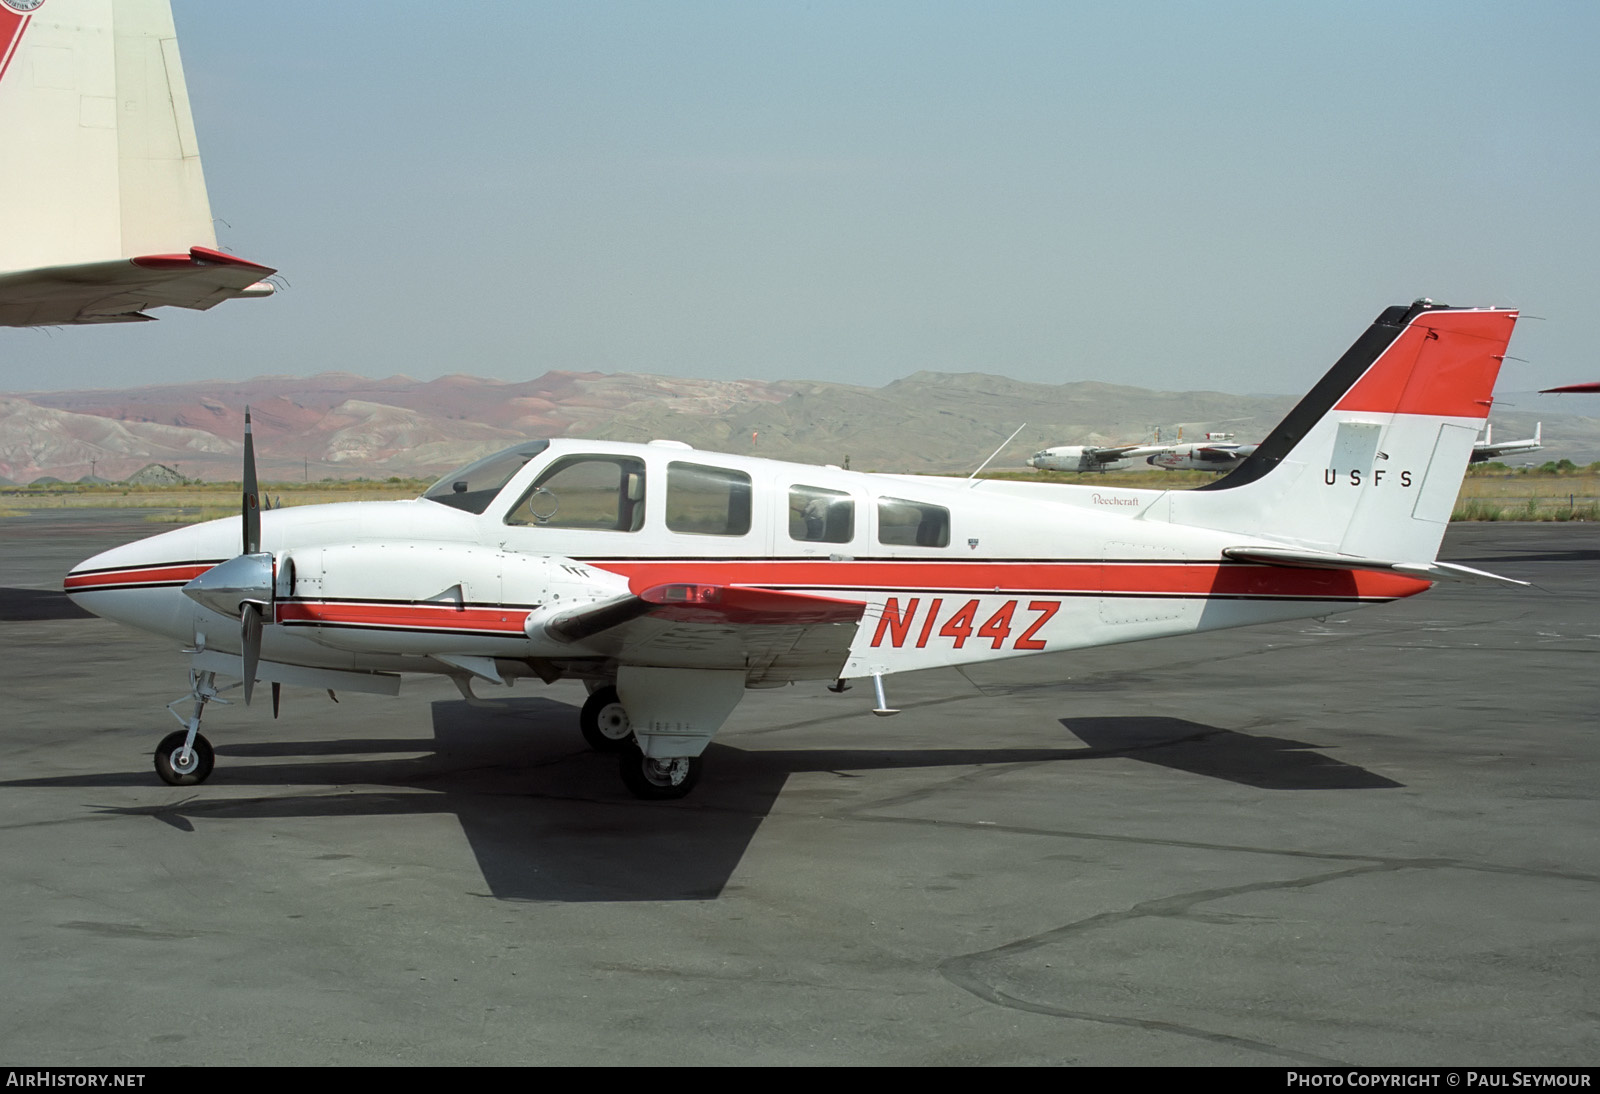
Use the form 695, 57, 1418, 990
1324, 469, 1413, 487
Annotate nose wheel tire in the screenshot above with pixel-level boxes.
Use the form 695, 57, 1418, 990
579, 685, 633, 753
618, 739, 702, 800
154, 730, 215, 786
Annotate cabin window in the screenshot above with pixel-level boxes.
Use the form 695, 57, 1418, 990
504, 455, 646, 531
423, 442, 550, 515
877, 497, 950, 548
666, 462, 752, 536
789, 485, 854, 544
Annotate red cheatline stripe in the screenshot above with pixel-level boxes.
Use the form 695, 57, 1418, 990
275, 601, 529, 633
63, 558, 1428, 604
0, 11, 28, 88
64, 563, 218, 592
591, 559, 1429, 601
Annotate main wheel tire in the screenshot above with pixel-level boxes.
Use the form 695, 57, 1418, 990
579, 685, 633, 753
618, 739, 702, 801
154, 730, 215, 786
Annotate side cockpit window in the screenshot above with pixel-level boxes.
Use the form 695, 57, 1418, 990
789, 485, 854, 543
423, 442, 550, 515
666, 462, 752, 536
877, 497, 950, 548
505, 456, 646, 531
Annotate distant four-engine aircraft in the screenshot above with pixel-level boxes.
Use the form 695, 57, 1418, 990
65, 302, 1528, 800
0, 0, 275, 326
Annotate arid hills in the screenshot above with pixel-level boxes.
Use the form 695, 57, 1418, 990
2, 370, 1592, 484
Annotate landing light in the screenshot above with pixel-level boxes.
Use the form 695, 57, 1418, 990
656, 583, 722, 605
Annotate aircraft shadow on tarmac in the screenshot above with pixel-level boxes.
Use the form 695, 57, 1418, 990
1061, 716, 1403, 790
11, 699, 1398, 902
0, 588, 92, 621
1445, 549, 1600, 564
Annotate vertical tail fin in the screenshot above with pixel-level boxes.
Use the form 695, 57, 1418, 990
0, 0, 216, 270
0, 0, 274, 325
1162, 301, 1520, 562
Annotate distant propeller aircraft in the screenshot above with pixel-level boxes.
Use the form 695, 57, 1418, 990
1469, 422, 1543, 463
0, 0, 275, 326
65, 301, 1528, 800
1029, 419, 1258, 474
1029, 433, 1260, 474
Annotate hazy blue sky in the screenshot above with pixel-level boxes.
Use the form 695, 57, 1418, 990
6, 1, 1598, 396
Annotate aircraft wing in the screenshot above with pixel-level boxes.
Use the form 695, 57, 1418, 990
540, 583, 867, 684
1080, 444, 1163, 464
1222, 546, 1529, 587
0, 247, 275, 327
1471, 425, 1541, 461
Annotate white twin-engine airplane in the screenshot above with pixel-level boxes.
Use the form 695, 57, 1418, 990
66, 301, 1527, 800
0, 0, 275, 326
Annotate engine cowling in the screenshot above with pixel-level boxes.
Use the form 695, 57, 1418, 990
274, 542, 630, 656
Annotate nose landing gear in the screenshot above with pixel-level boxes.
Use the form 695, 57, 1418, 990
154, 669, 228, 786
154, 729, 214, 785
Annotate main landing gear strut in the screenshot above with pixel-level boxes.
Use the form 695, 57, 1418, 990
579, 682, 705, 801
154, 669, 226, 786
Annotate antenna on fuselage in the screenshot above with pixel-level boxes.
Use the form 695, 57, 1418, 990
968, 423, 1027, 484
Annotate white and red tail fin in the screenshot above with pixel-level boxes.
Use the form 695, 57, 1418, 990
1158, 301, 1520, 564
0, 0, 274, 325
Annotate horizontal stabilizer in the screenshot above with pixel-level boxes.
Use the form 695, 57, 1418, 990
1223, 546, 1529, 588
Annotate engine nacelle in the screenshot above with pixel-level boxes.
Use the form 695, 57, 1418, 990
275, 542, 629, 657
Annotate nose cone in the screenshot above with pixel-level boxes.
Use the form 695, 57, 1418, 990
64, 518, 240, 636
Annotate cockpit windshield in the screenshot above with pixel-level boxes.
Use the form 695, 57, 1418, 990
422, 442, 550, 514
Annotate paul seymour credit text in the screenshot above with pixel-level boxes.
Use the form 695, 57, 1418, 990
1288, 1075, 1591, 1088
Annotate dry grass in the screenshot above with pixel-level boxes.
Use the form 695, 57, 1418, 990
0, 480, 429, 522
6, 471, 1599, 522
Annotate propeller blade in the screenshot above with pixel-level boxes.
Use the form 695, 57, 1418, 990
271, 682, 281, 719
241, 602, 263, 706
243, 407, 260, 555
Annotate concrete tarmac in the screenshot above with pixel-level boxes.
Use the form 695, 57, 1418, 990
1, 510, 1596, 1066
